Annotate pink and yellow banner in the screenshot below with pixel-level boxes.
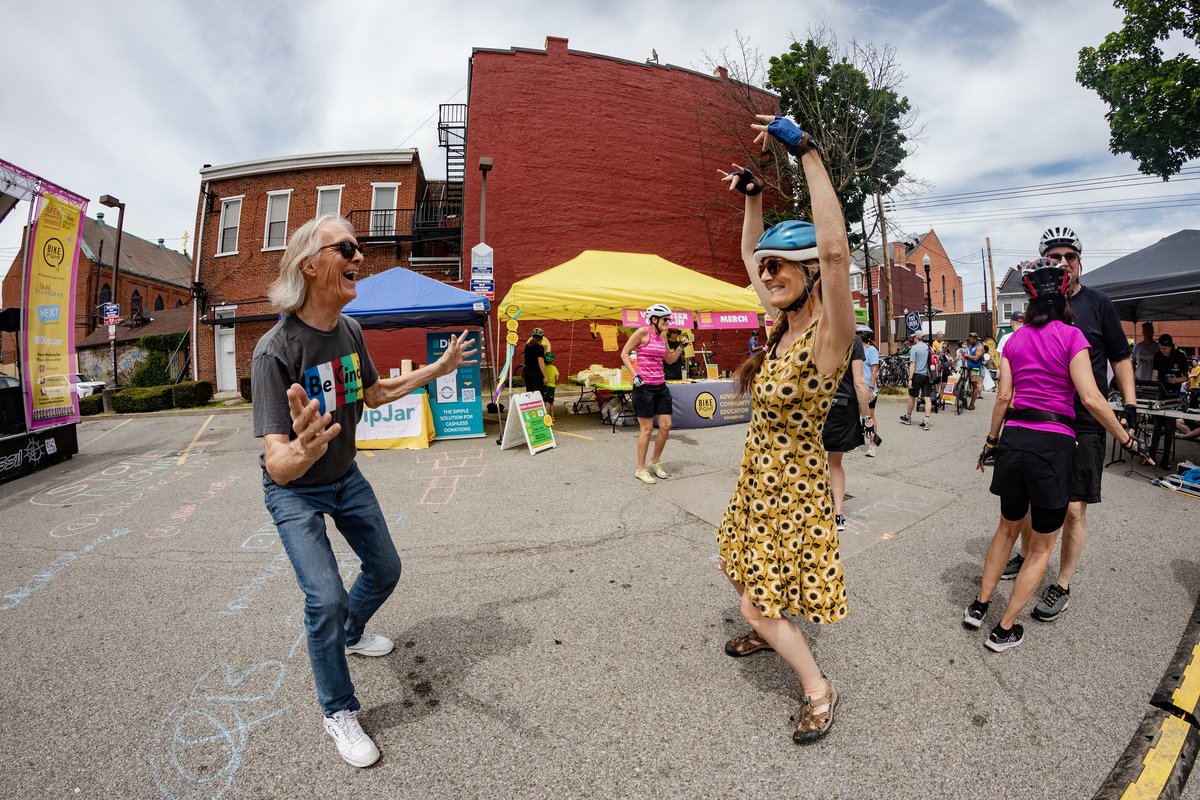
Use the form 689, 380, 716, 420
621, 308, 694, 329
22, 191, 87, 430
696, 310, 760, 330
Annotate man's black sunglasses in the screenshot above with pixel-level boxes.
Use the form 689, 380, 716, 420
1046, 251, 1079, 264
320, 240, 363, 260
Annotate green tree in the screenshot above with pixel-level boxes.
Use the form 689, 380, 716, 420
764, 31, 915, 227
1078, 0, 1200, 179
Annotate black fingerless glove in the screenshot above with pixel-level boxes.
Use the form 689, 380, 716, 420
632, 375, 644, 388
1120, 404, 1138, 431
978, 434, 1000, 469
733, 168, 763, 196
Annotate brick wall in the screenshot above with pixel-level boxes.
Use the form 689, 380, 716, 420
460, 37, 782, 376
193, 158, 425, 387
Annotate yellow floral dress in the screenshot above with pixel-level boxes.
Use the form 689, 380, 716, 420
717, 321, 850, 622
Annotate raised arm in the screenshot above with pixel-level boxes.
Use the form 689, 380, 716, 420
363, 330, 477, 408
718, 164, 773, 313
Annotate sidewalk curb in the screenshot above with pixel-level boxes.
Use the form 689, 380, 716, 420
1092, 592, 1200, 799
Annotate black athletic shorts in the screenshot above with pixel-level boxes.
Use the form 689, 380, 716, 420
990, 425, 1077, 510
908, 373, 932, 398
633, 383, 672, 418
822, 399, 864, 453
1069, 431, 1106, 504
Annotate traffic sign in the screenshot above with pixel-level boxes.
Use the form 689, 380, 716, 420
102, 303, 120, 325
905, 311, 921, 334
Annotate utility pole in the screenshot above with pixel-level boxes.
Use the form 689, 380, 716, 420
981, 247, 987, 312
875, 194, 894, 352
860, 218, 875, 337
986, 236, 998, 337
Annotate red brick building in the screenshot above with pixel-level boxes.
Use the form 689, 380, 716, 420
461, 36, 781, 374
191, 150, 460, 391
1, 214, 191, 380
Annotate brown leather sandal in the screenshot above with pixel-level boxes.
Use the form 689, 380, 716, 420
792, 678, 838, 744
723, 630, 774, 657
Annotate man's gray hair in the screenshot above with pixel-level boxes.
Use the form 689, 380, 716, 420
267, 215, 355, 313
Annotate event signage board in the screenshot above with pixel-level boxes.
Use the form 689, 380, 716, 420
102, 303, 119, 325
470, 243, 494, 299
904, 311, 921, 334
22, 191, 86, 430
425, 331, 485, 439
355, 388, 433, 450
621, 308, 693, 329
669, 381, 753, 429
499, 391, 556, 454
696, 310, 759, 330
855, 306, 869, 323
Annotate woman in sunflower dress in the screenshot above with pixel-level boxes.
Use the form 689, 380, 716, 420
716, 114, 855, 744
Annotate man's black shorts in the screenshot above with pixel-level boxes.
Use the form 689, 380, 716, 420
990, 426, 1076, 509
822, 399, 864, 453
908, 373, 932, 398
633, 383, 672, 418
1069, 431, 1106, 504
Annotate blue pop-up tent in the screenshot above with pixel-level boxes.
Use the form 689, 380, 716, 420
343, 266, 490, 329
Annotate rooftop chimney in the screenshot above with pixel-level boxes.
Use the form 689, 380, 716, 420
157, 238, 165, 248
96, 212, 105, 225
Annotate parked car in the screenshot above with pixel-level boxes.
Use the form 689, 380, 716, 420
75, 372, 106, 397
0, 374, 18, 390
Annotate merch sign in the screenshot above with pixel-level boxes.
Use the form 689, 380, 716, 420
22, 191, 87, 430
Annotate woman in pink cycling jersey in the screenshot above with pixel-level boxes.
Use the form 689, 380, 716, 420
967, 258, 1149, 652
621, 303, 688, 485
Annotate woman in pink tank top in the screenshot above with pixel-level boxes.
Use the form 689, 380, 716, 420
620, 303, 688, 485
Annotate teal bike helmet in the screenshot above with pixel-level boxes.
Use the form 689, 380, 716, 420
753, 220, 819, 264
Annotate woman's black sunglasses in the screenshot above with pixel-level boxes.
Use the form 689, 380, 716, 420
758, 256, 819, 277
320, 240, 364, 260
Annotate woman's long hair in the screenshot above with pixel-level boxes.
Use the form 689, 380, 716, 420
1024, 292, 1074, 328
734, 313, 790, 395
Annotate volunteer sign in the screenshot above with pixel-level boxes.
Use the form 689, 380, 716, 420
22, 191, 87, 430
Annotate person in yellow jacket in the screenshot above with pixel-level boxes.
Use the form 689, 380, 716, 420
542, 352, 560, 406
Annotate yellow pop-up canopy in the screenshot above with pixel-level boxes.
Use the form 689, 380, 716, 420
497, 250, 763, 322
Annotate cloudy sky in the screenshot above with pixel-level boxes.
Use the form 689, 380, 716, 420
2, 0, 1196, 311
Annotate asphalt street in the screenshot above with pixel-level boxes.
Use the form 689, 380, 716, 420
1, 395, 1197, 800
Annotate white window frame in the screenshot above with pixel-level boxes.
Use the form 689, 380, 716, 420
370, 182, 400, 235
1002, 301, 1013, 321
316, 184, 343, 219
262, 189, 293, 251
217, 196, 243, 256
849, 273, 863, 292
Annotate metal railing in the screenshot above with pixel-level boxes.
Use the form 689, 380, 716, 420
345, 201, 463, 241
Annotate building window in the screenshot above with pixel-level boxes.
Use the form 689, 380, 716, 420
131, 290, 142, 313
218, 197, 242, 255
952, 289, 957, 309
850, 273, 863, 292
154, 295, 165, 311
99, 283, 111, 305
370, 183, 399, 235
941, 275, 946, 305
1003, 302, 1013, 320
317, 185, 343, 219
263, 190, 291, 250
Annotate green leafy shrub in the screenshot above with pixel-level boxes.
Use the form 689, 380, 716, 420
130, 352, 170, 387
79, 394, 105, 416
112, 386, 175, 414
173, 380, 214, 408
138, 332, 188, 353
239, 376, 253, 403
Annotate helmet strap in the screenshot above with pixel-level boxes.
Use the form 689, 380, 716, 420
784, 265, 821, 312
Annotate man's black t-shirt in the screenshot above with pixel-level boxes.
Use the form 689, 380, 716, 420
1069, 284, 1132, 432
1152, 348, 1188, 394
522, 341, 545, 389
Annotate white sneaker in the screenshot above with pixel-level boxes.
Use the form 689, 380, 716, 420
634, 468, 657, 485
649, 463, 667, 479
323, 709, 380, 767
865, 442, 877, 457
346, 632, 394, 657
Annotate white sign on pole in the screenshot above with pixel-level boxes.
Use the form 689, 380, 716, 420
471, 242, 494, 278
107, 324, 116, 341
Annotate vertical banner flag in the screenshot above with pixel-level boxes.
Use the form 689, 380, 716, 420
23, 191, 87, 430
426, 331, 485, 439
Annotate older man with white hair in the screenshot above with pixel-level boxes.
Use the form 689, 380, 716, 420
252, 215, 476, 767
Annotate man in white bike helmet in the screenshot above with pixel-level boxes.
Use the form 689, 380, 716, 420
1000, 225, 1137, 624
620, 303, 687, 484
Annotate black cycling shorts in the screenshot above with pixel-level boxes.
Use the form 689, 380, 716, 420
990, 426, 1076, 511
1069, 431, 1106, 504
633, 383, 672, 418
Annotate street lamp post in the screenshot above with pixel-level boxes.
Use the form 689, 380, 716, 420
923, 255, 934, 345
478, 157, 493, 244
99, 194, 125, 388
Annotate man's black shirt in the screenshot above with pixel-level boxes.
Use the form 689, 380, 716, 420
1069, 284, 1131, 432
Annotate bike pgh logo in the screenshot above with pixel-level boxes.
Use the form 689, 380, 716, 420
37, 202, 76, 276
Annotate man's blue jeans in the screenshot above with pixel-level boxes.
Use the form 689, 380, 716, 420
262, 462, 401, 716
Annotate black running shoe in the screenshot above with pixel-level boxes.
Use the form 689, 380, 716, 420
1000, 554, 1024, 581
835, 514, 846, 532
985, 623, 1024, 652
963, 600, 989, 629
1032, 583, 1070, 621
